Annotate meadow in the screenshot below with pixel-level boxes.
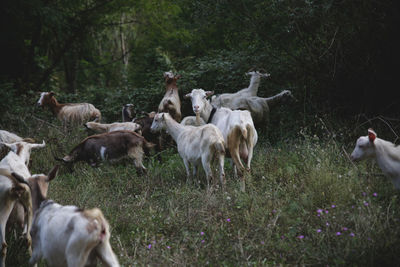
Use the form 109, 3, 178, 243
3, 110, 400, 266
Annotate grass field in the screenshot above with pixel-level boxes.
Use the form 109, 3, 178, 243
3, 113, 400, 266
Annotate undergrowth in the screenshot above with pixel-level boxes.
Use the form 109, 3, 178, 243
2, 112, 400, 266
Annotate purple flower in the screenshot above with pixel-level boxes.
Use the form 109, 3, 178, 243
326, 222, 330, 226
349, 232, 355, 237
331, 204, 336, 208
364, 202, 369, 206
152, 240, 156, 244
272, 209, 277, 213
373, 192, 378, 197
317, 209, 323, 214
317, 214, 321, 217
351, 205, 355, 209
281, 235, 285, 239
260, 241, 265, 245
201, 240, 205, 243
336, 232, 341, 236
342, 227, 348, 231
297, 235, 304, 239
226, 218, 231, 222
362, 192, 367, 196
200, 232, 205, 236
317, 229, 322, 233
167, 246, 171, 249
147, 244, 152, 249
325, 210, 329, 214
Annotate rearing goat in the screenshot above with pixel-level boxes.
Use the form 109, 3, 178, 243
211, 70, 270, 108
351, 129, 400, 189
158, 72, 182, 122
150, 113, 225, 188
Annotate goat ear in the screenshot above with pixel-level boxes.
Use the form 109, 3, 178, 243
47, 165, 60, 181
205, 91, 214, 97
183, 93, 191, 99
175, 74, 181, 80
49, 91, 55, 97
368, 128, 377, 143
1, 142, 13, 149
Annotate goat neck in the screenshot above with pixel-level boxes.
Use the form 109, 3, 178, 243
246, 74, 262, 95
47, 96, 64, 115
198, 99, 214, 123
163, 114, 185, 141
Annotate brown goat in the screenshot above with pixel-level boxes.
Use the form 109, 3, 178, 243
57, 131, 154, 172
158, 72, 182, 122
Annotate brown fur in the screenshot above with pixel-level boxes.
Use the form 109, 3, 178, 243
158, 73, 182, 122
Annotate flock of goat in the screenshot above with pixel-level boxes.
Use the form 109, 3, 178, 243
1, 70, 399, 267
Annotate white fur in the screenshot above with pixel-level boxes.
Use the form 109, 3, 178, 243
211, 71, 270, 108
185, 89, 258, 190
151, 113, 225, 188
85, 121, 141, 134
212, 90, 292, 124
351, 131, 400, 188
180, 116, 206, 126
29, 202, 119, 267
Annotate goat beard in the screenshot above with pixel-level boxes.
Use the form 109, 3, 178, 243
195, 113, 201, 126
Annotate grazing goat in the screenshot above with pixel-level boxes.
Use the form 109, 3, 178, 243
58, 131, 154, 172
27, 166, 119, 267
180, 116, 206, 127
151, 113, 225, 188
158, 72, 182, 122
0, 140, 46, 240
122, 104, 135, 122
351, 129, 400, 189
212, 90, 293, 124
185, 89, 258, 191
84, 121, 141, 134
0, 169, 32, 267
37, 92, 101, 125
211, 70, 270, 109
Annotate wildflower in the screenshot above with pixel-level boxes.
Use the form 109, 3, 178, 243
226, 218, 231, 222
317, 229, 322, 233
331, 204, 336, 208
325, 210, 329, 214
362, 192, 367, 196
167, 246, 171, 249
200, 232, 205, 236
373, 192, 378, 197
349, 233, 355, 237
326, 222, 330, 226
281, 235, 285, 239
342, 227, 348, 231
351, 205, 355, 209
152, 240, 156, 244
201, 240, 205, 243
336, 232, 341, 236
272, 209, 277, 213
260, 241, 265, 245
147, 244, 152, 249
317, 209, 323, 214
317, 214, 321, 217
297, 235, 304, 239
364, 201, 369, 206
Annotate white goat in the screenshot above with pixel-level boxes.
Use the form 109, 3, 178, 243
180, 116, 206, 127
211, 71, 270, 109
0, 168, 32, 267
151, 113, 225, 188
184, 89, 258, 191
84, 121, 141, 134
212, 90, 293, 124
30, 201, 120, 267
37, 92, 101, 125
0, 140, 46, 239
351, 129, 400, 189
0, 130, 35, 156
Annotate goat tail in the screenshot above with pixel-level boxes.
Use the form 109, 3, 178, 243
0, 168, 29, 187
239, 125, 248, 140
83, 208, 110, 241
213, 142, 225, 156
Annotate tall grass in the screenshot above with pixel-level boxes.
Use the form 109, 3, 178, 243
3, 113, 400, 266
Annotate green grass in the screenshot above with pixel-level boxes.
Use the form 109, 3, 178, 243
3, 116, 400, 266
